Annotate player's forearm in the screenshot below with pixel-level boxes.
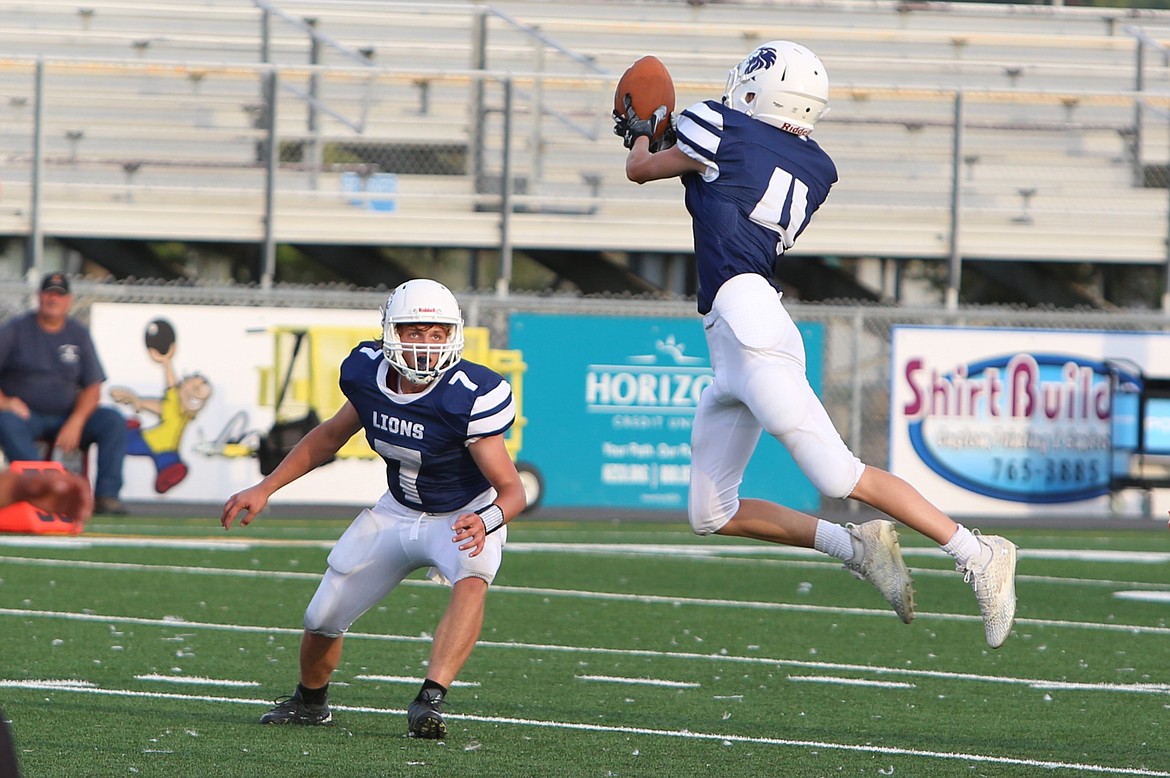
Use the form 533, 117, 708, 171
259, 420, 350, 494
624, 137, 656, 183
626, 142, 702, 184
492, 479, 527, 523
261, 438, 331, 492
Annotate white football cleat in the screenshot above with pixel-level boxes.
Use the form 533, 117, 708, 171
844, 519, 915, 624
959, 533, 1018, 649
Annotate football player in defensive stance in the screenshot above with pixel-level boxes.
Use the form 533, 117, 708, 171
221, 279, 526, 737
614, 41, 1018, 648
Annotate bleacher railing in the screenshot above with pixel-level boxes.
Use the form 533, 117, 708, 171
2, 53, 1170, 303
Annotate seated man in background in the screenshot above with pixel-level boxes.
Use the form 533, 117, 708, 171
0, 272, 128, 515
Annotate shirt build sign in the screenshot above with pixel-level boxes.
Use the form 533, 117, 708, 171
510, 313, 822, 511
889, 326, 1170, 517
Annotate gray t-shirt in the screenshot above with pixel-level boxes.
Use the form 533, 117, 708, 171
0, 312, 107, 416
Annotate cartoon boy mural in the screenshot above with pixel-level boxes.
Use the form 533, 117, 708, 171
109, 319, 212, 494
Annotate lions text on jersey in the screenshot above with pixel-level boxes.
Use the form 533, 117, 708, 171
340, 341, 516, 513
674, 99, 839, 314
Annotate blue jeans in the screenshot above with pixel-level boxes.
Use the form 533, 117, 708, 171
0, 406, 126, 499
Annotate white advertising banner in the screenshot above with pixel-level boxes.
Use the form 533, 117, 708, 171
889, 326, 1170, 517
90, 303, 386, 507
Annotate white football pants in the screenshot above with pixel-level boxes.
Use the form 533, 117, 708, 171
303, 487, 505, 637
688, 273, 865, 535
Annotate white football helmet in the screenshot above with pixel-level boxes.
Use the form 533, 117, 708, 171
380, 279, 464, 384
722, 40, 829, 135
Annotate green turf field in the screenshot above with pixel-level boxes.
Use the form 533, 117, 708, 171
1, 515, 1168, 777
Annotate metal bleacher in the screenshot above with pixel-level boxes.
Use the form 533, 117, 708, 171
4, 0, 1170, 280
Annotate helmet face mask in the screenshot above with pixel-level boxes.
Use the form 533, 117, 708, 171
380, 279, 465, 385
722, 40, 829, 135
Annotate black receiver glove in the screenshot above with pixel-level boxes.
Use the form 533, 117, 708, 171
613, 94, 674, 152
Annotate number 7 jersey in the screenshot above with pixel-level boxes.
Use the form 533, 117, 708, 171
339, 341, 517, 513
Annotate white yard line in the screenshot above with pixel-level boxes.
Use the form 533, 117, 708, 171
4, 534, 1170, 563
0, 555, 322, 580
133, 674, 260, 687
1, 555, 1168, 632
2, 606, 1168, 695
6, 537, 1170, 596
4, 552, 1170, 597
788, 676, 917, 689
0, 680, 1164, 776
505, 543, 1170, 565
352, 674, 479, 687
1115, 591, 1170, 603
575, 674, 701, 688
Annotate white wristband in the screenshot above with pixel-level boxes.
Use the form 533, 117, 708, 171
476, 503, 505, 535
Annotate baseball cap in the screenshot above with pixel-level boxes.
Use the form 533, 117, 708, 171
40, 272, 71, 294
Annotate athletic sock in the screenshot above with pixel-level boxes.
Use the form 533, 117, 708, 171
417, 678, 447, 701
813, 519, 857, 562
297, 682, 329, 706
940, 524, 982, 567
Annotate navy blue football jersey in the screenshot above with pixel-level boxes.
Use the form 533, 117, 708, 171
339, 342, 516, 513
675, 100, 839, 314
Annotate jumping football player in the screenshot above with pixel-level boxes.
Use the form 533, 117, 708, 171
614, 41, 1018, 647
221, 278, 526, 737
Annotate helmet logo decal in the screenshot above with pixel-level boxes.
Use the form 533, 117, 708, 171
726, 41, 827, 133
744, 47, 777, 76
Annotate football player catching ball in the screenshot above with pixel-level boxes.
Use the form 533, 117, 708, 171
614, 41, 1018, 648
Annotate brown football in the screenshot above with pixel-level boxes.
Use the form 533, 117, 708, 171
613, 55, 675, 139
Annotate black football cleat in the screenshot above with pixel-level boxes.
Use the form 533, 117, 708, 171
406, 688, 446, 739
259, 693, 332, 725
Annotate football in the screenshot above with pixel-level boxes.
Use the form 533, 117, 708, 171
144, 318, 176, 354
613, 55, 675, 139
